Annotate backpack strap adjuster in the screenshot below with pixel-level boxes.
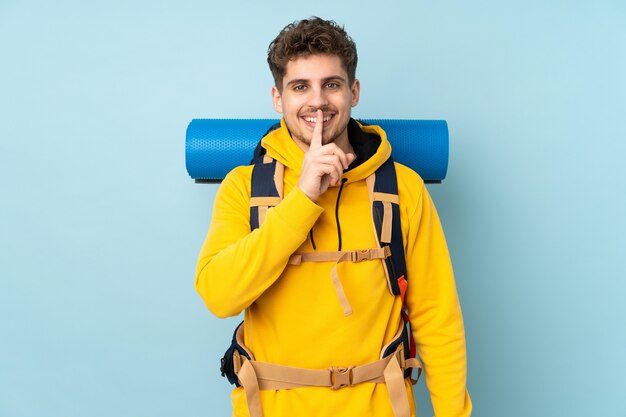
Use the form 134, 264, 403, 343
350, 247, 390, 262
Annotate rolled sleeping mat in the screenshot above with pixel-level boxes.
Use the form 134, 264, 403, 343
186, 119, 449, 183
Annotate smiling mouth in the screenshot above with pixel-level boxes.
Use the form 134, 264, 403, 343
302, 113, 334, 126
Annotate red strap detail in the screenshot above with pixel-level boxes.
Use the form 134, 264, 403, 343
409, 327, 417, 359
397, 275, 408, 303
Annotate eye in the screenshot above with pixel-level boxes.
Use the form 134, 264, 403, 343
325, 82, 339, 89
293, 84, 306, 92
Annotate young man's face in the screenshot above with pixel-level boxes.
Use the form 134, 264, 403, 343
272, 54, 360, 150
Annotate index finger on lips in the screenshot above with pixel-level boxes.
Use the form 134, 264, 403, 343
310, 109, 323, 150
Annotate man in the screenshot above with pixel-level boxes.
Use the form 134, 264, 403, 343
196, 17, 471, 417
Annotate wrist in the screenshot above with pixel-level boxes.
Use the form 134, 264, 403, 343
297, 185, 318, 202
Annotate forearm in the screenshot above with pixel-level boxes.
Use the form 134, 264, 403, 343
411, 290, 471, 417
405, 186, 472, 417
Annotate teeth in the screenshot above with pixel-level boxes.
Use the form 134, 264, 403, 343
304, 115, 332, 122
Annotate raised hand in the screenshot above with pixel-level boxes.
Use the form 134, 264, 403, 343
298, 110, 356, 202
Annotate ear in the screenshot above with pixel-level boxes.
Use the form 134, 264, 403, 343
350, 79, 361, 107
272, 86, 283, 113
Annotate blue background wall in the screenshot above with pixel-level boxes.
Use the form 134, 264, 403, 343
1, 1, 625, 416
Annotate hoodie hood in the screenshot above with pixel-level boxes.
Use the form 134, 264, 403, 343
261, 118, 392, 183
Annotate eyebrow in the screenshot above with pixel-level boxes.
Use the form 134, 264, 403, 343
285, 75, 347, 88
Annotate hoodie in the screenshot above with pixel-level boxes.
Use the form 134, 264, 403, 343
195, 118, 472, 417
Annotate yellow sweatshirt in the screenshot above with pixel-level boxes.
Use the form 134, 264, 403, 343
196, 119, 472, 417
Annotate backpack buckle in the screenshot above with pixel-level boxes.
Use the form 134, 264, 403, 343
351, 249, 371, 262
329, 366, 355, 390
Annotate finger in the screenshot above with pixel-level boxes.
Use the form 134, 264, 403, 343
327, 146, 348, 170
310, 109, 324, 150
310, 154, 346, 167
330, 158, 344, 185
312, 143, 350, 170
345, 153, 356, 169
320, 174, 331, 194
330, 160, 344, 185
308, 155, 344, 183
316, 162, 342, 186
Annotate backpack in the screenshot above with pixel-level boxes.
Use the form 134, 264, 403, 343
220, 122, 419, 386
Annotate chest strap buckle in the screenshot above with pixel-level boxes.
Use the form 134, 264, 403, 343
329, 365, 355, 390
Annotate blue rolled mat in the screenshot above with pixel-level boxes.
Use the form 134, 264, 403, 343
185, 119, 449, 183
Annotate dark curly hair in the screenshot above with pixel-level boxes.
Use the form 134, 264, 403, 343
267, 17, 358, 91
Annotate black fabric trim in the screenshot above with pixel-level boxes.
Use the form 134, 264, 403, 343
346, 118, 381, 170
335, 178, 348, 251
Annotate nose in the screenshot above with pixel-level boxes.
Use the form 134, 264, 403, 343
308, 85, 329, 109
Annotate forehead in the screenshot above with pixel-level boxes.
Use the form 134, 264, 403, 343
283, 54, 347, 84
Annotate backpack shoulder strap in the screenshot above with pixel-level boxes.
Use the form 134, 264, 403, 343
249, 122, 284, 230
368, 157, 417, 363
250, 122, 281, 164
366, 157, 408, 300
250, 154, 284, 230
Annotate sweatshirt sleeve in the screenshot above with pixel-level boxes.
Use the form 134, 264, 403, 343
404, 185, 472, 417
195, 168, 324, 318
